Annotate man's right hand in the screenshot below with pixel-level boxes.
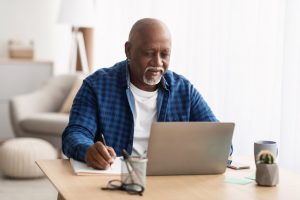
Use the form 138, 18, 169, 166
85, 142, 116, 169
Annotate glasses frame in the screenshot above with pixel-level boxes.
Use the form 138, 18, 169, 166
101, 179, 144, 196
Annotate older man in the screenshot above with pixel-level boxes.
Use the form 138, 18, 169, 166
62, 18, 220, 170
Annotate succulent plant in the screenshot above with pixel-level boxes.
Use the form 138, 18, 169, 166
257, 150, 275, 164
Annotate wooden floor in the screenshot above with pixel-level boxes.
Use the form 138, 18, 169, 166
0, 173, 57, 200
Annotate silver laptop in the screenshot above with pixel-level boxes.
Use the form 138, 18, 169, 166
146, 122, 234, 176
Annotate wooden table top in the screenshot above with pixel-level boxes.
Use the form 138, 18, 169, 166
36, 159, 300, 200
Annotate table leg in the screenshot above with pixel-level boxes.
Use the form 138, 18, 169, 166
57, 193, 66, 200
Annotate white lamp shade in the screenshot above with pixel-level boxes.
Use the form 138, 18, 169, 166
57, 0, 95, 28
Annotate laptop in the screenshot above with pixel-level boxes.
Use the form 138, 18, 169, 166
146, 122, 235, 176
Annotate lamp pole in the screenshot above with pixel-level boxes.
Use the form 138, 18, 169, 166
70, 27, 89, 74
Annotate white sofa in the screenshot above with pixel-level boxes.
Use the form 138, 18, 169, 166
9, 74, 79, 149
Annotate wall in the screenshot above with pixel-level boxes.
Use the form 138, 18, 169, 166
0, 0, 70, 74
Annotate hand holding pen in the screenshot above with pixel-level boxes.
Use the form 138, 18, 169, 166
85, 133, 116, 170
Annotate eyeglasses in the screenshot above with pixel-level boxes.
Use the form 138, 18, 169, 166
101, 179, 144, 196
102, 149, 145, 196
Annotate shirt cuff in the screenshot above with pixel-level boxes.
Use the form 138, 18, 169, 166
76, 143, 93, 162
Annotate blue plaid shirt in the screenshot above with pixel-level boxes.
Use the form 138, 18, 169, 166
62, 60, 226, 162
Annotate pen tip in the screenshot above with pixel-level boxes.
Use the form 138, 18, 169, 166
122, 149, 129, 159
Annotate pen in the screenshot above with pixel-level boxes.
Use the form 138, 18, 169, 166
122, 149, 143, 185
101, 133, 112, 168
101, 133, 107, 146
122, 149, 135, 183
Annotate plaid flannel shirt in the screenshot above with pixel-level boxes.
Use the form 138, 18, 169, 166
62, 60, 232, 162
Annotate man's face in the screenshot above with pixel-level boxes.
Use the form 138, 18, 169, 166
125, 25, 171, 91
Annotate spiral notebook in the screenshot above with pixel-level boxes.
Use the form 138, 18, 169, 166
70, 157, 122, 175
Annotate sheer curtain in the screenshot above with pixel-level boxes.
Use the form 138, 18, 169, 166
280, 0, 300, 172
93, 0, 300, 172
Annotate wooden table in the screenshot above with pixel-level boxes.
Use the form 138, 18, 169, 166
36, 159, 300, 200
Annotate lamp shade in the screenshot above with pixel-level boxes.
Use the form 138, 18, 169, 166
57, 0, 95, 28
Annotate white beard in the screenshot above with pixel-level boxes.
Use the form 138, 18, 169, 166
143, 66, 165, 86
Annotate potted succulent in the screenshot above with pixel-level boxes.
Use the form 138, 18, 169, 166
255, 150, 279, 186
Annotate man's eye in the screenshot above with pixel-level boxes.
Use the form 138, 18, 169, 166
161, 53, 170, 59
144, 52, 154, 57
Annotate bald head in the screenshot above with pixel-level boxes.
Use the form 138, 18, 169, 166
125, 18, 172, 91
128, 18, 171, 43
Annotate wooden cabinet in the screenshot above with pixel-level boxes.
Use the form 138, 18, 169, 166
0, 59, 53, 139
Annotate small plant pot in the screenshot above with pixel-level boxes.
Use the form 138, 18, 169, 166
256, 163, 279, 186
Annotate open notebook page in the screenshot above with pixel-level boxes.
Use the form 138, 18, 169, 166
70, 157, 122, 175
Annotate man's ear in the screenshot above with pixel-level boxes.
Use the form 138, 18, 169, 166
125, 41, 131, 59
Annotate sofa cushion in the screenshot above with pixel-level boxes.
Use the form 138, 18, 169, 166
20, 113, 69, 136
59, 75, 84, 113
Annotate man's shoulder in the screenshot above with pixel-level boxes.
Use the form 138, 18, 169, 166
91, 60, 126, 78
85, 60, 127, 85
164, 70, 191, 88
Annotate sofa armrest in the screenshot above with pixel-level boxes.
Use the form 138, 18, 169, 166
9, 74, 78, 137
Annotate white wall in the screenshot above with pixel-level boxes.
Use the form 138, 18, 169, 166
0, 0, 70, 74
93, 0, 285, 157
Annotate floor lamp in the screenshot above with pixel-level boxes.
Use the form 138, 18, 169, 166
57, 0, 95, 74
70, 27, 88, 74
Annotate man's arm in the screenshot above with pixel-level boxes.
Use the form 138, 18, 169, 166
62, 80, 116, 168
189, 85, 217, 122
62, 80, 98, 161
189, 85, 233, 159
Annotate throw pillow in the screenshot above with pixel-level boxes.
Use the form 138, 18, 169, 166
59, 76, 84, 113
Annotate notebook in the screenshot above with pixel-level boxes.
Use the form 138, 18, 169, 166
146, 122, 235, 175
70, 157, 122, 175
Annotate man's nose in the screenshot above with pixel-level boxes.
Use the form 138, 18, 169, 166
153, 54, 163, 67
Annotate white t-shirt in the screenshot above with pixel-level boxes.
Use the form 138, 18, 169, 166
130, 83, 158, 156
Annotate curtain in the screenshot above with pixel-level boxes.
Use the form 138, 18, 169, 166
94, 0, 300, 173
280, 0, 300, 172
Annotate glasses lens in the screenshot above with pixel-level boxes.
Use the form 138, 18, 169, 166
123, 183, 144, 194
108, 180, 122, 189
102, 180, 144, 195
